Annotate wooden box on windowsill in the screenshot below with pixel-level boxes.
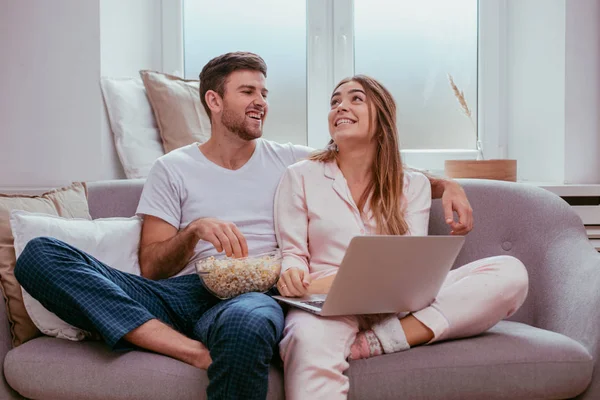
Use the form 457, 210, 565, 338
444, 159, 517, 182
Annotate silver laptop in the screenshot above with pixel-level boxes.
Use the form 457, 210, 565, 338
273, 235, 465, 316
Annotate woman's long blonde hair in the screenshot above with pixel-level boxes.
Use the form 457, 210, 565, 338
309, 75, 408, 236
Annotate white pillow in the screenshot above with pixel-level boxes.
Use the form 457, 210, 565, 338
10, 210, 142, 341
101, 76, 165, 179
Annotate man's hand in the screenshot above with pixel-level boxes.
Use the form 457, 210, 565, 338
277, 267, 310, 297
441, 180, 473, 235
191, 218, 248, 258
410, 168, 474, 235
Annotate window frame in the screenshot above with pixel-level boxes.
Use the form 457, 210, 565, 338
162, 0, 506, 173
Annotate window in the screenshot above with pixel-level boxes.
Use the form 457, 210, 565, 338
169, 0, 503, 171
183, 0, 307, 146
354, 0, 478, 150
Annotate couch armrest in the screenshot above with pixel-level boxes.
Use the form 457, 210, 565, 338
0, 300, 24, 399
539, 234, 600, 399
428, 179, 599, 398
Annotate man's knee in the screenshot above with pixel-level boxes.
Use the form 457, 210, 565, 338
14, 236, 62, 282
219, 293, 284, 343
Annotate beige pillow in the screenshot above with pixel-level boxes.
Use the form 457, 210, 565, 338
0, 183, 90, 346
140, 70, 211, 153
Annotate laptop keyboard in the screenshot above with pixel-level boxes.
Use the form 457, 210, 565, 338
302, 300, 325, 309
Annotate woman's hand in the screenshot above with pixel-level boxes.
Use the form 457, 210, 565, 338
277, 268, 311, 297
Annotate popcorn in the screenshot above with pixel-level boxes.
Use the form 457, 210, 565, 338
196, 251, 281, 299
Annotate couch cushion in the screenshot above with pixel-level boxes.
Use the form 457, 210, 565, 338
4, 321, 591, 399
4, 336, 284, 400
347, 321, 593, 399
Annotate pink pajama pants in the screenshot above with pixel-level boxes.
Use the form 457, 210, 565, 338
278, 255, 529, 400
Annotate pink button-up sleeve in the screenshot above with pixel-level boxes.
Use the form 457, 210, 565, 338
403, 171, 432, 236
274, 166, 311, 275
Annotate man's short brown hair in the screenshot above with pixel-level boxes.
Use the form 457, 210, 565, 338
199, 52, 267, 118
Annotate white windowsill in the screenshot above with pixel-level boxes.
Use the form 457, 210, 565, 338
521, 183, 600, 197
402, 149, 480, 176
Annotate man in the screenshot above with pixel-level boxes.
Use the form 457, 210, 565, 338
15, 52, 473, 400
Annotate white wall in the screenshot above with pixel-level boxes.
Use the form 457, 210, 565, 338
100, 0, 162, 77
99, 0, 163, 182
0, 0, 105, 189
506, 0, 600, 184
564, 0, 600, 184
506, 0, 566, 183
0, 0, 165, 190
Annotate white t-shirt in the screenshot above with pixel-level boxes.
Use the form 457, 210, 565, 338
136, 138, 313, 276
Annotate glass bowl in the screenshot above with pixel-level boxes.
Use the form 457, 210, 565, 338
195, 250, 282, 299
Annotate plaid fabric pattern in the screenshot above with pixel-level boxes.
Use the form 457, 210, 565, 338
15, 237, 284, 400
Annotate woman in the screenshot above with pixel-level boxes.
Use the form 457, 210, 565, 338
274, 75, 529, 399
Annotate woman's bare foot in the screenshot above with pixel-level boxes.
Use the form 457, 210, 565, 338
400, 314, 434, 346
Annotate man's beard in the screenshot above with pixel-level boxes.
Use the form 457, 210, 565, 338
221, 108, 262, 141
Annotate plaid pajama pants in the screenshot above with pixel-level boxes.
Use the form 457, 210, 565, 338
15, 236, 284, 400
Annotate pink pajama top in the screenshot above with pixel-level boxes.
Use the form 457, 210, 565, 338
274, 160, 432, 280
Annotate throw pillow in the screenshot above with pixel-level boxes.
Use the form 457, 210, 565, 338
100, 77, 165, 178
0, 183, 90, 346
140, 70, 211, 153
10, 211, 142, 341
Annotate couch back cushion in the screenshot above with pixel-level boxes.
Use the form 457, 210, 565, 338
0, 183, 90, 346
87, 178, 585, 330
87, 179, 146, 219
428, 179, 588, 327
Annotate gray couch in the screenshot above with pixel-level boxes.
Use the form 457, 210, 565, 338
1, 178, 598, 399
